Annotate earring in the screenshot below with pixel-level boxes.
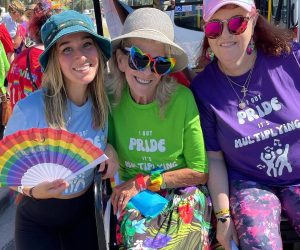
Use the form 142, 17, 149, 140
246, 38, 255, 55
205, 47, 215, 62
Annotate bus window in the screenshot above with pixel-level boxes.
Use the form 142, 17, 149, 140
119, 0, 153, 8
119, 0, 176, 10
104, 0, 204, 67
174, 0, 204, 32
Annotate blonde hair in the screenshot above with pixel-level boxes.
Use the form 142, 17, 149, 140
42, 43, 109, 130
106, 39, 178, 117
9, 0, 26, 15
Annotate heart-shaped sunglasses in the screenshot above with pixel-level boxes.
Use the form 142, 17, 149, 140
122, 46, 176, 76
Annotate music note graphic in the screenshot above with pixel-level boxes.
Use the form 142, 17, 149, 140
274, 139, 282, 147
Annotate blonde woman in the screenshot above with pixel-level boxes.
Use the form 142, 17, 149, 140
5, 10, 118, 250
7, 0, 28, 54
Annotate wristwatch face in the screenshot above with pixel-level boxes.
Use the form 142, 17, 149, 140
217, 215, 230, 223
219, 217, 228, 223
17, 186, 24, 194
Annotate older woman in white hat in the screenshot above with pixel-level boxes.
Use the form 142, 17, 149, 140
107, 7, 211, 249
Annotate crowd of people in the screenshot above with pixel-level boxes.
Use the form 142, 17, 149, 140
0, 0, 299, 249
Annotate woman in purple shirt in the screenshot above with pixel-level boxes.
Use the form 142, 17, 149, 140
190, 0, 300, 249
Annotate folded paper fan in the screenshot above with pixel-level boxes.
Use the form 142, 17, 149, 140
0, 128, 108, 188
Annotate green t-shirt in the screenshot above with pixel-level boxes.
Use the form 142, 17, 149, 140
109, 84, 208, 181
0, 41, 10, 94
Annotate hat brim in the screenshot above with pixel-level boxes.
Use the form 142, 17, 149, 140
203, 0, 255, 22
111, 29, 188, 72
39, 25, 112, 71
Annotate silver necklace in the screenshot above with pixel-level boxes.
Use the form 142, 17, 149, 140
221, 56, 256, 109
225, 66, 254, 109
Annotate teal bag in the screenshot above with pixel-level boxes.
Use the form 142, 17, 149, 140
128, 190, 168, 218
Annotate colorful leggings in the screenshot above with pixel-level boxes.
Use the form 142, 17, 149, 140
229, 180, 300, 250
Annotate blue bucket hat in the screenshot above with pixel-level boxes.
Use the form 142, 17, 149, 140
39, 10, 112, 71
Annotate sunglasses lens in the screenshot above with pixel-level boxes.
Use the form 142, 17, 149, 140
155, 58, 173, 75
228, 16, 247, 35
205, 21, 223, 39
132, 52, 150, 69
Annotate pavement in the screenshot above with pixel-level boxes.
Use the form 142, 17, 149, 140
0, 188, 15, 250
0, 188, 11, 215
0, 201, 15, 250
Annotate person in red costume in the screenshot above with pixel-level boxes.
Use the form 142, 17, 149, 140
7, 0, 53, 110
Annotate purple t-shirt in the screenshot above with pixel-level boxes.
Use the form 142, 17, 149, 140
190, 44, 300, 186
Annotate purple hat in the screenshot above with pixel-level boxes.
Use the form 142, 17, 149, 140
203, 0, 256, 22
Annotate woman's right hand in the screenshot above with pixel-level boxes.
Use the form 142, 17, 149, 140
216, 217, 239, 250
99, 143, 119, 179
30, 179, 69, 199
111, 177, 139, 215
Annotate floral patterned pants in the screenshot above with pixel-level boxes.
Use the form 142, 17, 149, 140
117, 185, 212, 250
230, 180, 300, 250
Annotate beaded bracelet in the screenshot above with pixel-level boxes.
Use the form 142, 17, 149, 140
136, 174, 146, 192
215, 208, 230, 218
148, 168, 164, 192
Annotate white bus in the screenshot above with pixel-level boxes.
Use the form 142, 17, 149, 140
101, 0, 299, 67
102, 0, 205, 68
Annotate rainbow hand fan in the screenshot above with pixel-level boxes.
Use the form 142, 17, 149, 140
0, 128, 108, 193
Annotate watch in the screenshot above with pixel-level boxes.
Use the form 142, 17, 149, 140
217, 215, 231, 223
160, 173, 167, 189
17, 186, 24, 195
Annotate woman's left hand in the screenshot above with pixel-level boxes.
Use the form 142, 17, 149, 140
30, 179, 69, 199
99, 143, 119, 179
111, 177, 139, 215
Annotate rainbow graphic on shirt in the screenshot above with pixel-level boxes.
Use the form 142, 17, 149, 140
23, 85, 34, 95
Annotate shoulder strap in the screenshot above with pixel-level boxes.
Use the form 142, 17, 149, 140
293, 51, 300, 69
26, 48, 38, 90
